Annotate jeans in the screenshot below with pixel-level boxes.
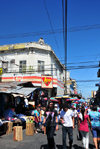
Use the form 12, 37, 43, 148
46, 126, 56, 149
80, 131, 89, 149
74, 117, 77, 126
62, 126, 73, 149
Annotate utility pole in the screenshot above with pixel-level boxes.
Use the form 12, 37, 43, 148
64, 0, 67, 95
97, 61, 100, 77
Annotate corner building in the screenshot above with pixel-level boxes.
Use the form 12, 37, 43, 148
0, 38, 67, 97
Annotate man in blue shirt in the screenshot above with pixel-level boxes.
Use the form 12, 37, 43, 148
4, 106, 16, 121
89, 105, 100, 149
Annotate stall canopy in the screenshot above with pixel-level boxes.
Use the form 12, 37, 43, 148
55, 95, 63, 99
50, 97, 58, 102
6, 87, 37, 97
62, 95, 71, 98
55, 95, 71, 99
66, 98, 79, 101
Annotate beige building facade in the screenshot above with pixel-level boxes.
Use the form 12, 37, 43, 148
0, 38, 71, 96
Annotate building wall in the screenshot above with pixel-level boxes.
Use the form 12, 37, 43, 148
0, 39, 65, 96
0, 46, 65, 78
2, 73, 64, 95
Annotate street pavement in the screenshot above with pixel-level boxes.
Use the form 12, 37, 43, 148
0, 125, 95, 149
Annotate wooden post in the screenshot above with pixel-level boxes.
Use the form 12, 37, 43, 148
26, 122, 34, 136
13, 126, 23, 141
6, 122, 13, 135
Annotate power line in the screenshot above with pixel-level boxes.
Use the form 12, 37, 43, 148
76, 79, 100, 83
5, 62, 100, 70
62, 0, 65, 45
1, 23, 100, 40
63, 0, 68, 94
61, 60, 99, 65
67, 64, 99, 70
0, 29, 63, 40
43, 0, 61, 56
1, 59, 99, 67
68, 24, 100, 32
60, 53, 100, 62
6, 65, 99, 70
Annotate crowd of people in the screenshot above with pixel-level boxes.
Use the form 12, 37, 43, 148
23, 100, 100, 149
0, 96, 100, 149
34, 101, 100, 149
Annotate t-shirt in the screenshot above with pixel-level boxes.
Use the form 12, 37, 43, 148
74, 109, 77, 118
34, 109, 40, 117
34, 109, 40, 123
4, 109, 16, 119
44, 110, 57, 127
60, 109, 74, 127
41, 110, 45, 119
89, 111, 100, 127
78, 114, 89, 132
24, 98, 29, 106
0, 119, 3, 126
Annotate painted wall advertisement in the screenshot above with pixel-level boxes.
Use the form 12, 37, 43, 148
41, 75, 53, 88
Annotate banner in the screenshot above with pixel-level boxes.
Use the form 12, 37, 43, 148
41, 75, 53, 88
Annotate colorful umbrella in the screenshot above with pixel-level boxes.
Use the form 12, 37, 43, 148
62, 95, 71, 98
55, 95, 63, 99
74, 101, 79, 104
43, 97, 48, 100
50, 97, 58, 102
79, 99, 85, 103
66, 98, 80, 101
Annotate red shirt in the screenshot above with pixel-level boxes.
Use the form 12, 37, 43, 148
79, 115, 89, 132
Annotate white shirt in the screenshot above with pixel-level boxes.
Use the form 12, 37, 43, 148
0, 119, 3, 126
24, 98, 29, 106
60, 109, 74, 127
74, 109, 78, 118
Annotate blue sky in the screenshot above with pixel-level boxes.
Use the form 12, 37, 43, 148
0, 0, 100, 98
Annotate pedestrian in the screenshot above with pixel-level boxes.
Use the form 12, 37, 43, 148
89, 105, 100, 149
78, 107, 90, 149
73, 107, 78, 127
34, 106, 40, 133
24, 98, 29, 108
60, 103, 74, 149
42, 101, 58, 149
40, 106, 46, 129
97, 105, 100, 113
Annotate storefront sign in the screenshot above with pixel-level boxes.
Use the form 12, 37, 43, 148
13, 75, 23, 82
41, 75, 53, 88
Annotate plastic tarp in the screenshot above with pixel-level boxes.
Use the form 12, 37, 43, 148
6, 87, 37, 97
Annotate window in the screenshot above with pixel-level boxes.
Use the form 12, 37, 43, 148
10, 59, 15, 72
51, 64, 53, 75
10, 59, 15, 64
19, 60, 26, 73
55, 68, 57, 76
38, 60, 44, 73
2, 61, 8, 73
59, 71, 61, 79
